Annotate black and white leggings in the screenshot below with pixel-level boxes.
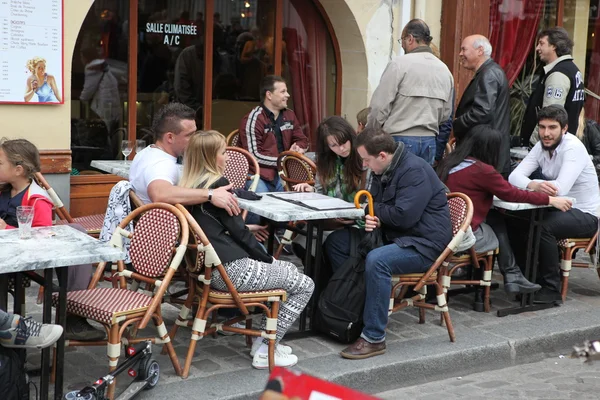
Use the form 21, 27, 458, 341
211, 258, 314, 344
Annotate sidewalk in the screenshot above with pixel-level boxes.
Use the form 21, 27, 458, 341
22, 254, 600, 399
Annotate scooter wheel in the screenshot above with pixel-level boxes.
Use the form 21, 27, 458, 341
138, 357, 160, 390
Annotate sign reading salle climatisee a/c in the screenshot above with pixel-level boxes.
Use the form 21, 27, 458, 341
0, 0, 64, 105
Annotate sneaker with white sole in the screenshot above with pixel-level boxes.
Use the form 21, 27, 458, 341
252, 348, 298, 369
250, 340, 293, 357
0, 316, 63, 349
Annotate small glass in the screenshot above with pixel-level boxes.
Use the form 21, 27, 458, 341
16, 206, 34, 239
135, 139, 146, 155
121, 140, 133, 160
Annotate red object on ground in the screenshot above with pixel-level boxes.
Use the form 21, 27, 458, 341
267, 367, 379, 399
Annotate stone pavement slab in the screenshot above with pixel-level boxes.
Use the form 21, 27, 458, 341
11, 253, 600, 399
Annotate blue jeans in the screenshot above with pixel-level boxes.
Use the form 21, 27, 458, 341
393, 136, 436, 165
325, 228, 431, 343
244, 175, 284, 224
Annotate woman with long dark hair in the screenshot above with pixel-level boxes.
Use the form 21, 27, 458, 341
438, 125, 572, 294
294, 116, 365, 201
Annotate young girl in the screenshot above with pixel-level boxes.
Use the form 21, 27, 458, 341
437, 125, 572, 294
179, 130, 314, 369
0, 138, 53, 230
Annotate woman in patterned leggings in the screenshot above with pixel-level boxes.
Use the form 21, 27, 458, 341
178, 130, 314, 369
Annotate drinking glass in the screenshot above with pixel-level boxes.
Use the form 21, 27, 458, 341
135, 139, 146, 154
121, 140, 133, 160
16, 206, 35, 239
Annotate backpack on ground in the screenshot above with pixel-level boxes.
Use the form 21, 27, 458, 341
315, 228, 365, 343
0, 346, 29, 400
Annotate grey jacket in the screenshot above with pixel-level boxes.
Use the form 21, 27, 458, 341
367, 46, 454, 137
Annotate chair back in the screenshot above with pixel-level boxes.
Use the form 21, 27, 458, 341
224, 146, 260, 192
226, 129, 240, 147
126, 205, 186, 278
34, 172, 75, 223
412, 192, 473, 291
277, 151, 317, 190
175, 204, 249, 313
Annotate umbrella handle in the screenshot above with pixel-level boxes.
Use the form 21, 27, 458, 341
354, 190, 374, 217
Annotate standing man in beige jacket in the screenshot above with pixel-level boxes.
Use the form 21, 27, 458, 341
366, 19, 454, 165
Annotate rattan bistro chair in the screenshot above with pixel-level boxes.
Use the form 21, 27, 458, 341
53, 203, 187, 398
34, 172, 106, 238
558, 231, 600, 301
273, 151, 317, 259
226, 129, 240, 147
388, 192, 473, 342
168, 205, 286, 377
224, 146, 260, 221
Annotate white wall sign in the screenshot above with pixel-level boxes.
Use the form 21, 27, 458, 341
0, 0, 63, 104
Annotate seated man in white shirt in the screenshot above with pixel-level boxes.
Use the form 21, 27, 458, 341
508, 105, 599, 305
130, 102, 239, 213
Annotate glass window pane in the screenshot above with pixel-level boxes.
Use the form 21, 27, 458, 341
71, 1, 129, 172
137, 0, 206, 138
283, 0, 336, 148
210, 0, 276, 136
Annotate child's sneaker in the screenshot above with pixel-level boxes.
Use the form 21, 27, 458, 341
252, 347, 298, 369
0, 316, 63, 349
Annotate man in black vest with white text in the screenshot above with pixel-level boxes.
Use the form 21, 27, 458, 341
521, 27, 584, 147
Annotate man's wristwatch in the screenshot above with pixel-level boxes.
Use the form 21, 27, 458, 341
208, 189, 213, 202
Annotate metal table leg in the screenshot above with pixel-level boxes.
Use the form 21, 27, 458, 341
40, 269, 53, 400
497, 209, 554, 317
54, 266, 68, 400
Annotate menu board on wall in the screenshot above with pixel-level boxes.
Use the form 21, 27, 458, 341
0, 0, 63, 104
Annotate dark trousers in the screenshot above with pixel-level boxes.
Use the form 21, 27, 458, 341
508, 208, 597, 292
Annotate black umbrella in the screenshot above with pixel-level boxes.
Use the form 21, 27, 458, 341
354, 190, 384, 258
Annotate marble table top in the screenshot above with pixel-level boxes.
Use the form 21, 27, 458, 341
510, 147, 529, 160
493, 196, 575, 211
91, 160, 132, 178
0, 225, 124, 274
237, 192, 365, 222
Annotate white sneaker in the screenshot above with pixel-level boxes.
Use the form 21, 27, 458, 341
250, 339, 293, 357
252, 348, 298, 369
0, 316, 63, 349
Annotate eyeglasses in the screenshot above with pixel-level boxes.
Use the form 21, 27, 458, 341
398, 34, 411, 44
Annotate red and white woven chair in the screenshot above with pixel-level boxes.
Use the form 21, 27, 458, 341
558, 231, 600, 301
167, 205, 286, 377
53, 203, 188, 398
388, 192, 473, 343
224, 146, 260, 221
274, 151, 317, 259
226, 129, 240, 147
34, 172, 106, 238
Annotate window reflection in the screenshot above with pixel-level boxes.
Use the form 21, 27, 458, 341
71, 1, 129, 172
137, 1, 206, 135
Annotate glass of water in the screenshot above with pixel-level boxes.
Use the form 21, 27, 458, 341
135, 139, 146, 155
121, 140, 133, 160
16, 206, 35, 239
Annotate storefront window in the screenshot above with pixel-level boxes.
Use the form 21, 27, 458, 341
137, 0, 206, 137
283, 0, 336, 148
71, 1, 129, 172
210, 0, 276, 136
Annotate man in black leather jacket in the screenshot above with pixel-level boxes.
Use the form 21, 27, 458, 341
454, 34, 511, 178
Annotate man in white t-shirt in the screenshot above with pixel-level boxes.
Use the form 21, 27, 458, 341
130, 102, 239, 213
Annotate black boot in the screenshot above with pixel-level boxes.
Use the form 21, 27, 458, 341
503, 267, 541, 294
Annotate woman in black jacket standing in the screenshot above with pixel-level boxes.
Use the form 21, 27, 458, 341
178, 130, 313, 370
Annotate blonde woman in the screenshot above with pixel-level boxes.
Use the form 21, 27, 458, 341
24, 57, 61, 103
179, 130, 314, 369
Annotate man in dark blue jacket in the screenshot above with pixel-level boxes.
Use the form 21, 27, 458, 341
325, 126, 452, 359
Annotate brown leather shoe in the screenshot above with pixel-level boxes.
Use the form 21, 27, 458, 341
340, 338, 386, 359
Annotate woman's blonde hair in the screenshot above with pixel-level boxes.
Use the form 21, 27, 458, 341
576, 108, 585, 140
179, 130, 226, 190
26, 57, 46, 73
0, 138, 41, 191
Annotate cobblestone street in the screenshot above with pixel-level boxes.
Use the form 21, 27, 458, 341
378, 356, 600, 400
